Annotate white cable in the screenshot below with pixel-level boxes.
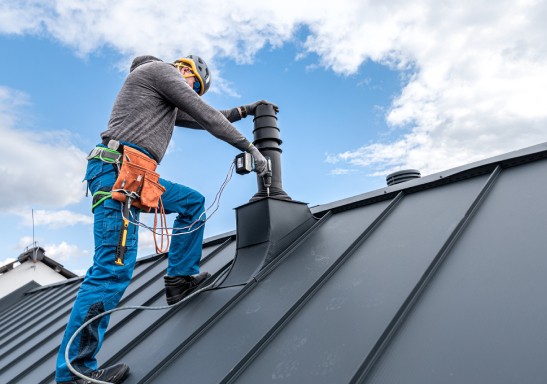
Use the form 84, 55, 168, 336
130, 161, 233, 232
65, 273, 224, 384
124, 161, 235, 237
64, 160, 236, 383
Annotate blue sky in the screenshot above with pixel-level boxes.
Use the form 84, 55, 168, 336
1, 1, 546, 274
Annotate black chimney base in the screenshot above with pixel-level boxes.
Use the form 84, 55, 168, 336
250, 189, 292, 202
220, 198, 316, 287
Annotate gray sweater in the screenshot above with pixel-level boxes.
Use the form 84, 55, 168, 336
101, 56, 251, 162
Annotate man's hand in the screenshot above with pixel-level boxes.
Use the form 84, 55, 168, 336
244, 100, 279, 116
249, 145, 267, 176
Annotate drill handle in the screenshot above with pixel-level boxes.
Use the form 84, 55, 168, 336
263, 157, 272, 188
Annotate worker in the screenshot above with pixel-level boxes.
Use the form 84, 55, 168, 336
55, 54, 276, 384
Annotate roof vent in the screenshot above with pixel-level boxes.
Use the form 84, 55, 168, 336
386, 169, 421, 186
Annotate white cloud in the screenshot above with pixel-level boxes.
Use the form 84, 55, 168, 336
0, 86, 88, 212
137, 228, 158, 257
17, 209, 93, 228
12, 236, 88, 268
44, 241, 88, 263
325, 153, 341, 165
0, 1, 45, 34
311, 0, 547, 175
329, 168, 357, 176
17, 236, 35, 251
1, 0, 547, 175
135, 215, 166, 257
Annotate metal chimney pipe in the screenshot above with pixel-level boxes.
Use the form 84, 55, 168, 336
250, 103, 291, 201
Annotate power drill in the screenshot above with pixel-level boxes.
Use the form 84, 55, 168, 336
263, 157, 272, 197
235, 152, 273, 196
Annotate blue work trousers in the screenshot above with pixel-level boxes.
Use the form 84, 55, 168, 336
55, 147, 205, 382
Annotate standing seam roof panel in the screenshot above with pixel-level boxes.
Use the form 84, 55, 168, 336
0, 283, 81, 346
0, 282, 77, 329
1, 258, 169, 383
365, 158, 547, 384
4, 244, 232, 384
2, 143, 546, 384
147, 200, 393, 383
0, 258, 165, 368
232, 174, 490, 383
100, 244, 239, 384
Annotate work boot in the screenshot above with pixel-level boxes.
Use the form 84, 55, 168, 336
57, 363, 129, 384
164, 271, 211, 305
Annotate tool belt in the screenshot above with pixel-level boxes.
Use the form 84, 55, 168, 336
88, 143, 165, 212
111, 145, 166, 212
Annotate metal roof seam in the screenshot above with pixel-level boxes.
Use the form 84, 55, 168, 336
253, 210, 334, 282
7, 349, 57, 384
26, 276, 84, 294
101, 273, 171, 339
36, 251, 237, 384
98, 289, 174, 368
350, 165, 503, 384
202, 231, 237, 248
200, 237, 234, 266
139, 282, 259, 383
134, 252, 167, 266
0, 285, 78, 342
0, 283, 72, 326
2, 263, 172, 380
0, 302, 71, 363
219, 193, 406, 383
130, 254, 167, 281
139, 216, 333, 384
97, 261, 234, 384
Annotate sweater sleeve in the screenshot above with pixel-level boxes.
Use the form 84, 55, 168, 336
154, 63, 251, 152
175, 107, 242, 129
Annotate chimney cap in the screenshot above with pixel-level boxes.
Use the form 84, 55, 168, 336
386, 169, 421, 186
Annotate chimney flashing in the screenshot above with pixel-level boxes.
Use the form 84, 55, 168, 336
220, 198, 316, 287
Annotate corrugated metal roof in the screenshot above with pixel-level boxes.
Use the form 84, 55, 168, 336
1, 142, 546, 384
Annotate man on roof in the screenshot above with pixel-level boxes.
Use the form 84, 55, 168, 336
55, 54, 276, 384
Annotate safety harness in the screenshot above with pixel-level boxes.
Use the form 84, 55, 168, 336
92, 187, 114, 212
86, 143, 165, 211
86, 141, 169, 263
87, 145, 123, 212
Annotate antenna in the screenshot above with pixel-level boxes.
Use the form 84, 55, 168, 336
32, 208, 37, 262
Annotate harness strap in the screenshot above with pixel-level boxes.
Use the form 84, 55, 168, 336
87, 146, 122, 164
92, 187, 113, 212
86, 145, 122, 201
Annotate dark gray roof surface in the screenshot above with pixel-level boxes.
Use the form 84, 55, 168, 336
1, 142, 546, 383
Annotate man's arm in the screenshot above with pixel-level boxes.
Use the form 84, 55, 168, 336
175, 107, 242, 130
152, 63, 251, 151
152, 62, 269, 174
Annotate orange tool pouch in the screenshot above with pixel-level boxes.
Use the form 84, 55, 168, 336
111, 146, 166, 212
